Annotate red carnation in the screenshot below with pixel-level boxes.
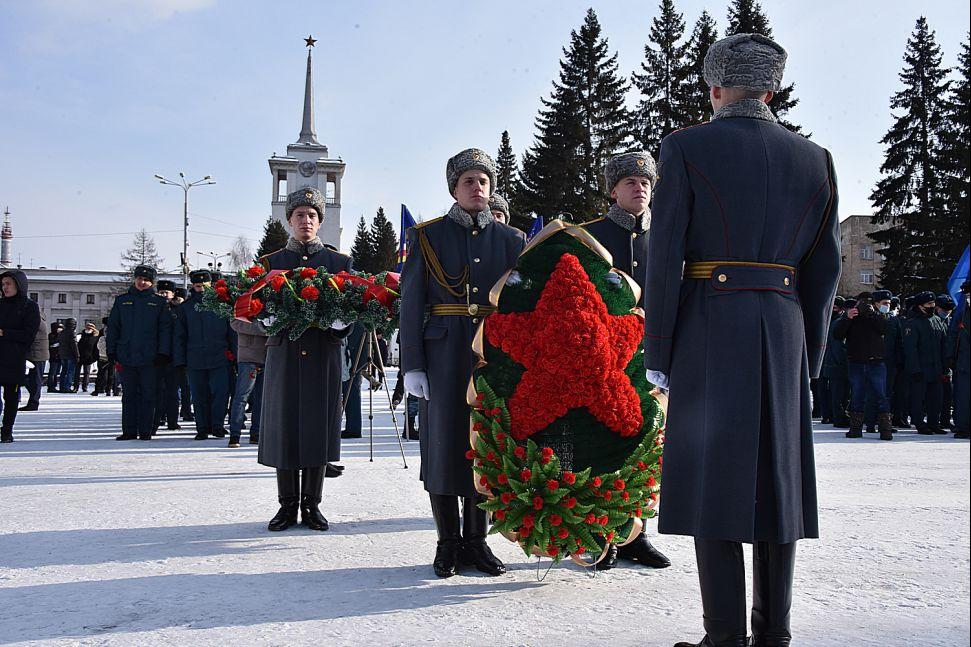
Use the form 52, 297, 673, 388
497, 473, 509, 485
514, 446, 526, 460
637, 461, 647, 471
635, 507, 643, 517
472, 422, 484, 432
224, 350, 235, 362
599, 515, 609, 526
547, 545, 559, 557
495, 509, 506, 521
622, 491, 630, 501
564, 497, 577, 509
500, 492, 514, 505
584, 513, 597, 524
270, 275, 286, 292
647, 476, 657, 488
546, 479, 559, 492
549, 513, 562, 526
249, 298, 264, 317
541, 447, 554, 457
246, 265, 265, 278
479, 475, 489, 486
521, 514, 535, 528
486, 451, 496, 462
495, 432, 506, 441
592, 476, 602, 488
605, 531, 615, 542
465, 449, 476, 460
215, 279, 228, 289
574, 545, 586, 555
557, 527, 569, 539
299, 267, 317, 279
475, 393, 485, 401
562, 472, 576, 485
614, 479, 625, 491
519, 526, 531, 538
604, 490, 613, 502
520, 468, 531, 481
300, 285, 319, 301
532, 496, 544, 510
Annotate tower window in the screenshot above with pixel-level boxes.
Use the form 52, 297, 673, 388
58, 293, 67, 304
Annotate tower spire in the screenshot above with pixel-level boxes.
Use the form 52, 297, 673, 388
297, 35, 320, 145
1, 207, 12, 268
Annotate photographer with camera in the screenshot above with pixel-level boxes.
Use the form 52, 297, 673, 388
834, 291, 893, 440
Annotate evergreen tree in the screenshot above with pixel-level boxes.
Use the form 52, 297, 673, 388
869, 17, 952, 294
350, 215, 376, 273
519, 8, 631, 221
119, 229, 164, 283
940, 33, 971, 266
369, 207, 400, 273
495, 130, 531, 231
683, 10, 719, 126
631, 0, 692, 158
725, 0, 802, 133
256, 216, 289, 259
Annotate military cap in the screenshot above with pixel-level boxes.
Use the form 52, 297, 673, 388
935, 294, 955, 310
704, 33, 787, 92
286, 186, 326, 220
489, 193, 510, 219
189, 269, 212, 284
890, 296, 900, 308
914, 290, 936, 306
833, 296, 845, 308
843, 298, 858, 309
446, 148, 497, 196
133, 265, 157, 283
872, 289, 893, 302
174, 287, 187, 299
210, 271, 223, 282
156, 279, 176, 292
605, 151, 657, 192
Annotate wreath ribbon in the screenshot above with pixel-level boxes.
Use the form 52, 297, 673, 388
234, 269, 291, 321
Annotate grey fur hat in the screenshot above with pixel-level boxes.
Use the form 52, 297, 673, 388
605, 151, 657, 192
703, 33, 787, 92
286, 186, 326, 220
446, 148, 497, 196
488, 193, 510, 218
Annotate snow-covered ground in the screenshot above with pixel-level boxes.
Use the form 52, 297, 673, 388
0, 369, 968, 647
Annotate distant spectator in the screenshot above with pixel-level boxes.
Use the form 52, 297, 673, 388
0, 270, 42, 443
47, 322, 63, 392
77, 322, 100, 392
57, 318, 80, 393
903, 291, 948, 435
19, 310, 49, 412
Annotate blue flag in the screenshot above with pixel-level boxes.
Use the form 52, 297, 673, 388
947, 244, 969, 315
397, 204, 417, 271
527, 214, 544, 241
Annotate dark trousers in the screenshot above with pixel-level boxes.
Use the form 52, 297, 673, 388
940, 378, 953, 426
25, 360, 46, 407
910, 379, 944, 430
94, 359, 116, 395
178, 369, 193, 418
817, 377, 833, 421
119, 364, 157, 438
187, 367, 230, 432
891, 366, 909, 421
953, 371, 970, 433
58, 358, 77, 392
155, 365, 180, 428
849, 362, 889, 413
46, 359, 61, 390
78, 362, 93, 390
341, 374, 363, 436
829, 375, 849, 424
2, 383, 21, 433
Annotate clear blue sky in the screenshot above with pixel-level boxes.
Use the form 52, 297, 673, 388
1, 0, 968, 271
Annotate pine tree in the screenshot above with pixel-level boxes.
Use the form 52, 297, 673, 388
119, 229, 164, 282
725, 0, 802, 133
683, 10, 719, 126
631, 0, 692, 158
350, 215, 376, 273
869, 17, 952, 294
519, 8, 631, 221
369, 207, 399, 273
940, 33, 971, 267
495, 130, 531, 231
256, 216, 289, 259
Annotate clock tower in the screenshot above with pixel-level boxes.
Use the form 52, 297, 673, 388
268, 36, 345, 249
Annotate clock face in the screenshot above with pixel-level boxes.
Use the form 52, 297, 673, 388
298, 160, 317, 177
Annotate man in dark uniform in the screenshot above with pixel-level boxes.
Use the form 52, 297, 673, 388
106, 265, 172, 441
581, 151, 670, 571
643, 34, 841, 647
171, 287, 194, 421
488, 193, 510, 226
173, 270, 236, 440
935, 294, 956, 429
400, 148, 525, 578
891, 295, 912, 427
816, 297, 843, 424
257, 186, 353, 532
947, 281, 970, 439
903, 291, 947, 435
824, 298, 851, 428
154, 279, 181, 433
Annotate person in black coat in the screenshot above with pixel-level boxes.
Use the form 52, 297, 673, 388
153, 280, 182, 432
935, 294, 957, 428
947, 281, 970, 439
106, 265, 172, 440
46, 323, 63, 392
76, 322, 100, 392
57, 318, 80, 392
645, 35, 841, 647
903, 291, 948, 435
0, 270, 42, 442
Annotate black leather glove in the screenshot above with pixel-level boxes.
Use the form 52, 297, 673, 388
911, 371, 924, 383
154, 353, 170, 367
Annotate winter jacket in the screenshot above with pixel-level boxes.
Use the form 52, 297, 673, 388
833, 306, 887, 363
173, 291, 236, 369
106, 285, 172, 367
58, 322, 80, 361
27, 311, 50, 362
78, 330, 100, 365
229, 319, 268, 365
48, 329, 61, 362
0, 270, 42, 385
903, 308, 947, 382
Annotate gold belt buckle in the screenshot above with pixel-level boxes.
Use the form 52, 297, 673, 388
468, 303, 479, 316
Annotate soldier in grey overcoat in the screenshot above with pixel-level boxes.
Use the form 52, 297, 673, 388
258, 187, 353, 533
581, 151, 670, 571
644, 34, 841, 647
400, 148, 525, 578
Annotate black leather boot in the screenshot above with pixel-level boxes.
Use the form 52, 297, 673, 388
300, 467, 329, 531
617, 531, 671, 568
751, 542, 796, 647
429, 494, 462, 578
193, 426, 210, 440
675, 539, 748, 647
0, 426, 12, 443
459, 495, 506, 575
268, 469, 299, 531
594, 542, 619, 571
845, 411, 864, 438
877, 412, 894, 441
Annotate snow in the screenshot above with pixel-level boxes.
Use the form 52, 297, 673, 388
0, 370, 968, 646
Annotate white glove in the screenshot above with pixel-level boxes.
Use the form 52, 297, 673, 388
259, 315, 277, 328
331, 319, 350, 331
605, 271, 622, 286
505, 270, 523, 286
646, 369, 669, 391
404, 370, 430, 400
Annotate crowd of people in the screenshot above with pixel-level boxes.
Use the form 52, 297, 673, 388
815, 285, 970, 440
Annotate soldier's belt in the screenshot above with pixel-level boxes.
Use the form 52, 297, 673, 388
429, 304, 497, 317
683, 261, 796, 292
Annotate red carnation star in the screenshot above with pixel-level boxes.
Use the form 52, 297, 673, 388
585, 513, 597, 524
484, 253, 644, 440
592, 477, 602, 488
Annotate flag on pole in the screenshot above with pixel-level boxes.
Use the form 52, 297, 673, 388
396, 204, 417, 271
527, 214, 544, 241
947, 244, 969, 316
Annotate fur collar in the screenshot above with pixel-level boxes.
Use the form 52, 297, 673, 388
447, 202, 494, 229
607, 203, 650, 234
712, 98, 778, 123
285, 236, 325, 256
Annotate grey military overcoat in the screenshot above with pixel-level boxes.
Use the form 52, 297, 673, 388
257, 245, 353, 470
644, 109, 841, 544
399, 213, 525, 497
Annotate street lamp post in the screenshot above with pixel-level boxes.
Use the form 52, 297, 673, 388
154, 172, 215, 288
196, 251, 230, 276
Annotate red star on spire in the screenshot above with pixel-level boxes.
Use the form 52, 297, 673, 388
484, 253, 644, 440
